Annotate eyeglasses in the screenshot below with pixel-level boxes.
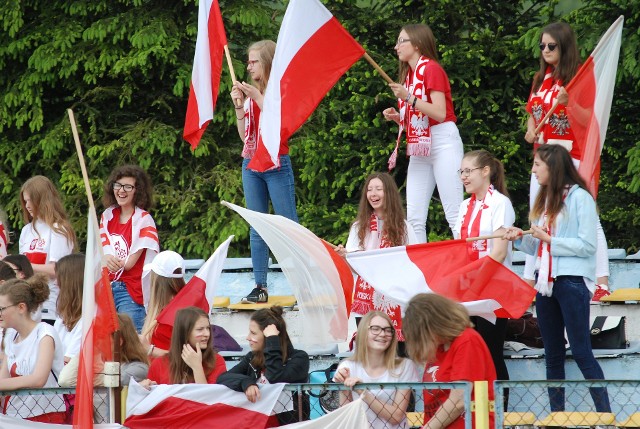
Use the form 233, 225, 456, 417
457, 167, 484, 177
396, 37, 411, 46
369, 325, 394, 336
113, 182, 135, 192
0, 304, 18, 316
539, 43, 558, 52
247, 60, 259, 67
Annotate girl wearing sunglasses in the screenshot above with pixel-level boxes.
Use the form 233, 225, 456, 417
524, 22, 610, 301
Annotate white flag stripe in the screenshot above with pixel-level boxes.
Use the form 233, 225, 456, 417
191, 0, 215, 127
198, 235, 234, 308
280, 398, 369, 428
126, 379, 284, 417
0, 415, 123, 429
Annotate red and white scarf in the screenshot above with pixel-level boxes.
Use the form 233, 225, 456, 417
460, 185, 493, 260
388, 56, 432, 170
350, 214, 404, 340
535, 187, 569, 296
241, 98, 260, 159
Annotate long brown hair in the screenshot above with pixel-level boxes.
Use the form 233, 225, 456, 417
351, 311, 402, 373
398, 24, 439, 82
20, 176, 77, 250
169, 307, 218, 384
463, 150, 510, 197
531, 22, 580, 91
56, 253, 84, 331
118, 313, 149, 365
355, 172, 407, 248
248, 40, 276, 94
102, 165, 154, 210
142, 270, 185, 339
402, 293, 471, 363
530, 144, 590, 225
249, 306, 291, 369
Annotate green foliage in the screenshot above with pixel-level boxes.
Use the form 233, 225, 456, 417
1, 0, 639, 257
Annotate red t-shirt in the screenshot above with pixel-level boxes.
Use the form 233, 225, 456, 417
422, 328, 496, 429
147, 353, 226, 385
107, 207, 147, 304
417, 60, 457, 126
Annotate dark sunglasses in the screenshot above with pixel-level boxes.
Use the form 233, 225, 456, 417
539, 42, 558, 52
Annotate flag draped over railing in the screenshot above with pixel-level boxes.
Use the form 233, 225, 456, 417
183, 0, 228, 149
566, 16, 624, 197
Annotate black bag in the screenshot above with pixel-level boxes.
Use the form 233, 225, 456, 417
505, 312, 544, 348
590, 316, 627, 349
308, 363, 340, 418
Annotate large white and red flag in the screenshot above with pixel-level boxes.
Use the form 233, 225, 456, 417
74, 207, 119, 428
183, 0, 228, 149
247, 0, 365, 171
346, 240, 536, 322
222, 201, 354, 343
280, 398, 369, 428
124, 380, 285, 428
0, 416, 123, 429
151, 235, 234, 350
566, 16, 623, 197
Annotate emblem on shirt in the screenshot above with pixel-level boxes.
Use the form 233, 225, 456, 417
110, 234, 130, 260
410, 113, 429, 136
29, 238, 45, 251
549, 110, 570, 136
532, 102, 543, 123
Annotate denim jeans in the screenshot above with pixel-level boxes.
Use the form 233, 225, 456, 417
111, 281, 146, 333
536, 275, 611, 412
242, 155, 298, 287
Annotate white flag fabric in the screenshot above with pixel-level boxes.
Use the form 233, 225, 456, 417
0, 415, 123, 429
280, 398, 369, 428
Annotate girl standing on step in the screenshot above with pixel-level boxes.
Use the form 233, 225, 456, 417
504, 144, 610, 413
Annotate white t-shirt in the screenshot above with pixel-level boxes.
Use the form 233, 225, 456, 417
54, 318, 83, 359
452, 188, 515, 267
345, 219, 418, 252
4, 322, 65, 418
335, 358, 419, 429
19, 220, 74, 320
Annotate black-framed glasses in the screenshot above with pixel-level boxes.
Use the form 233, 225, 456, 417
113, 182, 135, 192
457, 167, 484, 177
396, 37, 411, 46
369, 325, 394, 336
0, 304, 18, 316
539, 42, 558, 52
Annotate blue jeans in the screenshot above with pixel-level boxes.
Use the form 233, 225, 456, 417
536, 275, 611, 412
242, 155, 298, 287
111, 281, 146, 333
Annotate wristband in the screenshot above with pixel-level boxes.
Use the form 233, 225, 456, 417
405, 93, 411, 103
147, 344, 155, 356
234, 106, 243, 110
412, 96, 418, 108
236, 115, 244, 121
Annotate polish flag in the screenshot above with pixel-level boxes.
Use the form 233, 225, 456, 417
247, 0, 365, 171
566, 16, 623, 197
346, 240, 536, 322
74, 208, 119, 428
0, 220, 7, 258
125, 380, 285, 428
222, 201, 354, 343
183, 0, 228, 149
151, 235, 234, 350
0, 416, 123, 429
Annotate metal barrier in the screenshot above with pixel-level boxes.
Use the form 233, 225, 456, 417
495, 380, 640, 427
0, 387, 111, 423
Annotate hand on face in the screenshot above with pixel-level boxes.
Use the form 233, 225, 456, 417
181, 343, 202, 370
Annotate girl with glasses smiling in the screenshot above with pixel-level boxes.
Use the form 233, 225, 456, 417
333, 311, 418, 429
524, 22, 610, 302
383, 23, 464, 243
101, 165, 159, 333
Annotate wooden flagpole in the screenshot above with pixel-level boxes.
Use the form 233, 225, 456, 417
363, 52, 394, 84
465, 229, 533, 242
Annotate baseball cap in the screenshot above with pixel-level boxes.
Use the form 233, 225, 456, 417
143, 250, 185, 278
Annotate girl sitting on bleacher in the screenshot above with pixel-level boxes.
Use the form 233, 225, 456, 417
333, 310, 418, 429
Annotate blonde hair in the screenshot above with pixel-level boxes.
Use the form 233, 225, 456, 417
350, 311, 403, 373
247, 40, 276, 93
142, 271, 185, 339
402, 294, 471, 363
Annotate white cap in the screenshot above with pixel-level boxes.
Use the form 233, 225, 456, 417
143, 250, 185, 279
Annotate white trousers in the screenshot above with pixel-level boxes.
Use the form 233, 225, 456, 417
406, 121, 464, 242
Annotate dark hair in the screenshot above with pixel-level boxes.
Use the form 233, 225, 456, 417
102, 165, 154, 210
248, 40, 276, 94
56, 253, 85, 330
0, 261, 17, 282
118, 313, 149, 365
169, 307, 218, 384
0, 273, 50, 313
398, 24, 438, 82
403, 293, 470, 363
250, 306, 291, 369
532, 22, 580, 91
530, 144, 590, 225
463, 150, 509, 197
20, 176, 77, 250
2, 254, 34, 278
355, 172, 408, 247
